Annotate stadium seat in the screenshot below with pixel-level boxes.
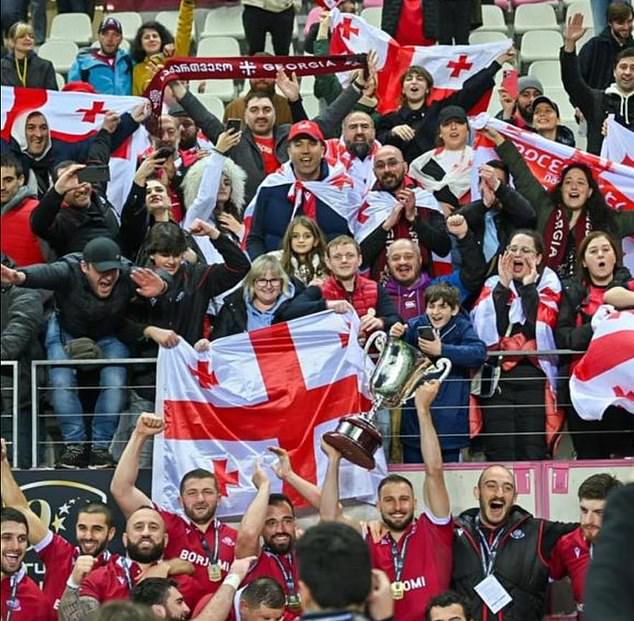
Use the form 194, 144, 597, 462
38, 40, 79, 74
301, 94, 321, 117
200, 6, 245, 39
565, 0, 594, 29
197, 36, 241, 57
264, 37, 295, 56
189, 79, 235, 102
300, 74, 315, 97
360, 7, 382, 29
363, 0, 383, 7
55, 72, 65, 90
108, 12, 142, 41
528, 60, 563, 88
469, 31, 509, 45
196, 93, 226, 120
576, 28, 595, 51
513, 4, 559, 34
475, 5, 507, 33
519, 30, 563, 64
49, 13, 93, 47
155, 11, 179, 36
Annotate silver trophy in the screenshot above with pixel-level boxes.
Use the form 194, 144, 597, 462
324, 331, 452, 469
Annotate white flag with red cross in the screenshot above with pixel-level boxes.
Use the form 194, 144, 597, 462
152, 310, 387, 518
570, 307, 634, 420
329, 8, 511, 115
601, 116, 634, 166
0, 86, 149, 214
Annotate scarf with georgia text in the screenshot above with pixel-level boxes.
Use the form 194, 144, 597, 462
543, 205, 592, 272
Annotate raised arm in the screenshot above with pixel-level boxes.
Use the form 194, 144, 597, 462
0, 438, 49, 544
415, 381, 450, 519
110, 413, 163, 517
269, 447, 322, 510
234, 462, 270, 558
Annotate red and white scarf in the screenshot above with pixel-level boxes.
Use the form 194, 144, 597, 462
325, 137, 381, 196
242, 160, 359, 248
470, 267, 562, 390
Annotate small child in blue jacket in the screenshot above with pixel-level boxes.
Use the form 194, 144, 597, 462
390, 282, 486, 462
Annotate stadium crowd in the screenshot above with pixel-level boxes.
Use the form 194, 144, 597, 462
0, 0, 633, 619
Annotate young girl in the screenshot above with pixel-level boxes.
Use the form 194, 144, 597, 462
279, 216, 327, 286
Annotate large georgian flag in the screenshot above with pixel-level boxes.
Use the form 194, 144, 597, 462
0, 86, 149, 214
470, 115, 634, 272
152, 311, 387, 518
329, 8, 511, 114
600, 116, 634, 166
569, 307, 634, 421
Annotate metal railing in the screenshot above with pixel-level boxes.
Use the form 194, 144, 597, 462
1, 361, 19, 466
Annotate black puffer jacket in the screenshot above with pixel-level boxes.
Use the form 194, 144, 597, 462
381, 0, 439, 41
0, 50, 57, 90
579, 27, 634, 90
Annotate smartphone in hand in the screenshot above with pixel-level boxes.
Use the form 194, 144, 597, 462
417, 326, 436, 342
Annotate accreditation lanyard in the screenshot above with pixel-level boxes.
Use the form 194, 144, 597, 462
266, 550, 298, 596
121, 557, 135, 591
476, 522, 506, 577
200, 522, 220, 565
6, 570, 21, 621
389, 530, 414, 583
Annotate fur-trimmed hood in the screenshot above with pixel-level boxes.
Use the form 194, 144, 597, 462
182, 154, 247, 214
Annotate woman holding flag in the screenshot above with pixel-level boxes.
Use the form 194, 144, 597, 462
470, 229, 562, 461
484, 126, 634, 279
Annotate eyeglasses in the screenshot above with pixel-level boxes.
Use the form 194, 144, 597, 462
255, 278, 282, 288
506, 246, 536, 255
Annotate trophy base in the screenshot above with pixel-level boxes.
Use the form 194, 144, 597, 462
323, 415, 383, 470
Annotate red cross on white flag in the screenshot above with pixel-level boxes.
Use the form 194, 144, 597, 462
152, 311, 386, 518
329, 8, 511, 114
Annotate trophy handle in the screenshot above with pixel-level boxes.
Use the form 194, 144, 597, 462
397, 357, 453, 405
433, 357, 452, 383
364, 330, 387, 356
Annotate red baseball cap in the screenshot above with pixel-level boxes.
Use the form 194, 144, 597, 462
288, 120, 325, 145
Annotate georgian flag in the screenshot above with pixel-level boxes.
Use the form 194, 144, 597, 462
570, 307, 634, 420
469, 115, 634, 272
0, 86, 150, 214
600, 115, 634, 166
329, 8, 511, 114
152, 311, 386, 519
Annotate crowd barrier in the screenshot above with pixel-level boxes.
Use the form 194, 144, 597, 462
2, 349, 632, 467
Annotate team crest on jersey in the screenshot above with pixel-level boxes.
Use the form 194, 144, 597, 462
222, 536, 235, 546
510, 529, 525, 539
574, 546, 581, 558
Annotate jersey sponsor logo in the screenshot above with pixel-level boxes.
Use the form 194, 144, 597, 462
178, 549, 231, 570
402, 576, 427, 592
510, 529, 525, 540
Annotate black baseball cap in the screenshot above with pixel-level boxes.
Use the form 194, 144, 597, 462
98, 17, 123, 35
83, 238, 124, 272
532, 95, 560, 117
438, 105, 468, 125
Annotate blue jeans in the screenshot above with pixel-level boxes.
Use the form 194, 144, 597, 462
45, 315, 128, 449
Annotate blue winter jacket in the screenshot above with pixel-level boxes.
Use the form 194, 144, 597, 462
68, 48, 132, 96
401, 311, 486, 453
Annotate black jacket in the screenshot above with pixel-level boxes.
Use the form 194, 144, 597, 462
380, 0, 439, 41
579, 27, 634, 90
0, 51, 57, 90
561, 48, 634, 154
376, 60, 501, 162
19, 254, 167, 341
453, 506, 577, 621
212, 282, 327, 340
457, 183, 537, 291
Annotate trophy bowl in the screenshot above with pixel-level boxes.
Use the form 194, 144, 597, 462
324, 331, 452, 469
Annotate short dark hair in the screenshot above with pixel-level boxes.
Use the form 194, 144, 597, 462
53, 159, 79, 182
425, 282, 460, 309
615, 47, 634, 66
147, 222, 188, 257
578, 474, 622, 501
425, 591, 472, 621
1, 507, 29, 535
245, 90, 274, 107
240, 577, 286, 610
0, 152, 24, 178
377, 474, 414, 498
131, 577, 178, 606
79, 502, 114, 529
608, 2, 633, 23
179, 468, 218, 495
483, 159, 509, 184
508, 229, 545, 257
268, 493, 295, 516
296, 522, 371, 609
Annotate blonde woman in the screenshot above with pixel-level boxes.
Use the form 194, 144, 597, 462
1, 22, 56, 89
